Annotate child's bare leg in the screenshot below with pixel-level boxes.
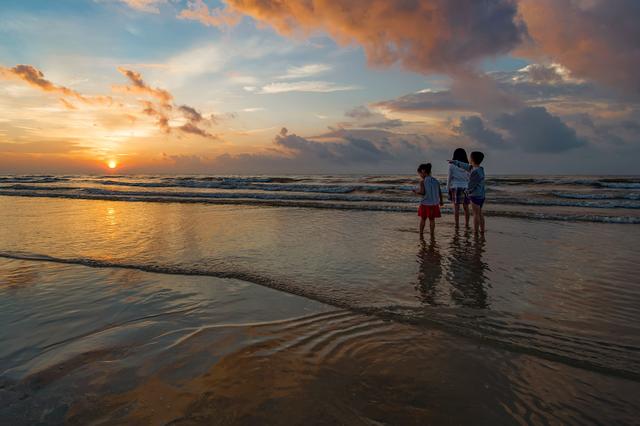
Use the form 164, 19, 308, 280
479, 209, 485, 234
419, 217, 426, 236
453, 203, 460, 227
463, 204, 470, 227
429, 218, 436, 235
472, 204, 481, 233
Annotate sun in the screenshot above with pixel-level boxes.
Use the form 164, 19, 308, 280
107, 160, 118, 169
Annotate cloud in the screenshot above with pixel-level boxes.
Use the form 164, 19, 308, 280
141, 100, 171, 133
276, 64, 331, 80
341, 106, 407, 130
174, 1, 638, 95
513, 63, 578, 85
455, 116, 506, 148
1, 63, 220, 141
568, 112, 640, 147
178, 104, 204, 123
113, 67, 216, 138
519, 0, 640, 93
0, 64, 112, 106
345, 106, 374, 120
222, 0, 526, 74
178, 122, 217, 139
0, 140, 88, 154
120, 0, 165, 13
374, 90, 471, 113
177, 104, 218, 139
187, 127, 438, 174
376, 61, 620, 118
114, 67, 173, 104
178, 0, 242, 27
494, 106, 586, 152
259, 81, 359, 94
274, 127, 435, 165
139, 98, 217, 139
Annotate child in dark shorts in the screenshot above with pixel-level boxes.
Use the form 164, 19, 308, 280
447, 148, 471, 227
450, 151, 486, 234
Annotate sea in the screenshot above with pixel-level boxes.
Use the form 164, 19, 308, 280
0, 174, 639, 424
1, 174, 640, 223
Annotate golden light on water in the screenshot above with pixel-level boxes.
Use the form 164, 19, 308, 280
107, 160, 118, 169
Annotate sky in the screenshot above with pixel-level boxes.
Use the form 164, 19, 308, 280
0, 0, 638, 175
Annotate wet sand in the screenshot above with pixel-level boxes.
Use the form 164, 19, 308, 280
2, 259, 639, 425
1, 196, 640, 424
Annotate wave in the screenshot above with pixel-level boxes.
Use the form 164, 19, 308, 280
79, 187, 413, 203
486, 177, 640, 188
596, 182, 640, 189
551, 192, 640, 201
3, 184, 640, 210
492, 196, 640, 209
91, 179, 411, 194
1, 250, 639, 381
1, 189, 639, 224
0, 176, 67, 184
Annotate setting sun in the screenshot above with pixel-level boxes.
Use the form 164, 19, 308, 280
107, 160, 117, 169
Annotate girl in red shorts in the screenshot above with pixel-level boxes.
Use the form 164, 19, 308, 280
412, 163, 444, 238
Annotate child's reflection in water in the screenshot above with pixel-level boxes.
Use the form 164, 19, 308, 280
415, 236, 443, 305
416, 231, 490, 308
448, 231, 490, 308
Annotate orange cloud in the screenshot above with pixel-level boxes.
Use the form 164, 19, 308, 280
114, 67, 173, 105
179, 0, 242, 27
120, 0, 165, 13
0, 64, 112, 106
220, 0, 526, 74
141, 100, 171, 134
203, 0, 638, 94
1, 63, 217, 139
179, 122, 217, 139
519, 0, 640, 93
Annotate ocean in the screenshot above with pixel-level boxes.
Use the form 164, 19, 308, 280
1, 174, 639, 424
1, 174, 640, 223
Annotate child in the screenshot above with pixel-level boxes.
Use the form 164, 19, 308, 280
447, 148, 471, 227
413, 163, 444, 237
449, 151, 485, 234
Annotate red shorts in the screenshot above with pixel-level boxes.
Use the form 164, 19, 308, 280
418, 204, 441, 219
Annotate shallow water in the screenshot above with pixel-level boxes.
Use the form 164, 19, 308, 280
1, 193, 640, 424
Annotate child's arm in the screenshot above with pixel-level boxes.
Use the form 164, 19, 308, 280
446, 164, 452, 190
449, 160, 472, 172
439, 186, 444, 206
413, 178, 425, 195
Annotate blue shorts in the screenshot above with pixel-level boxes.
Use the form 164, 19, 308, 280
449, 188, 469, 205
470, 196, 485, 208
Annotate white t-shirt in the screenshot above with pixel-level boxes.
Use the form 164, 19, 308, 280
447, 163, 470, 189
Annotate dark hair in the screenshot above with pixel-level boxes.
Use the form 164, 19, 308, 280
452, 148, 469, 163
417, 163, 432, 174
470, 151, 485, 165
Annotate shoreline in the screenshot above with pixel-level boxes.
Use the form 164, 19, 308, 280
1, 193, 638, 224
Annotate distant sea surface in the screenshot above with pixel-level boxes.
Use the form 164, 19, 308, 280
1, 174, 640, 223
1, 174, 639, 424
